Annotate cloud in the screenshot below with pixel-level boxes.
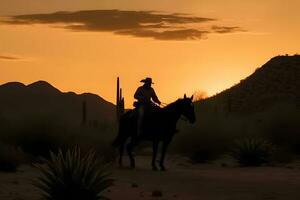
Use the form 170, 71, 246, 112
211, 25, 246, 34
2, 10, 246, 41
0, 55, 20, 60
117, 29, 209, 40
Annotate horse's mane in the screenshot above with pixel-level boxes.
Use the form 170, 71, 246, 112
162, 98, 183, 111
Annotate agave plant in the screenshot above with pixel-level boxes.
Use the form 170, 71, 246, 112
231, 138, 274, 166
0, 144, 25, 172
33, 147, 114, 200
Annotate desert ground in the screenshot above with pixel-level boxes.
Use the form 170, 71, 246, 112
0, 155, 300, 200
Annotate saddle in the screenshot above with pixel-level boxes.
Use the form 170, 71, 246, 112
133, 101, 161, 113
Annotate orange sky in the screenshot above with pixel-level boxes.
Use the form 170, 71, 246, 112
1, 0, 300, 107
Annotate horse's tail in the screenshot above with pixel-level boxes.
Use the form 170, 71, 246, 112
112, 118, 124, 148
112, 130, 122, 147
112, 110, 133, 147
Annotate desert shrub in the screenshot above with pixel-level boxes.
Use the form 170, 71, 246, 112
188, 150, 219, 163
66, 130, 117, 163
172, 100, 300, 164
84, 141, 116, 164
171, 101, 242, 163
0, 144, 27, 172
230, 138, 274, 166
271, 147, 295, 163
8, 115, 71, 158
152, 190, 163, 197
33, 147, 114, 200
17, 131, 65, 158
261, 104, 300, 154
176, 133, 228, 163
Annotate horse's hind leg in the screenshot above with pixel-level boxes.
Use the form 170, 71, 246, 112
152, 140, 159, 171
118, 143, 125, 167
127, 138, 138, 168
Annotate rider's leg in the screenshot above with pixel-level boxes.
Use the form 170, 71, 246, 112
137, 106, 145, 136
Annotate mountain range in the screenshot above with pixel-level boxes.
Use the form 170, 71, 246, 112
1, 55, 299, 127
0, 81, 116, 128
205, 55, 300, 113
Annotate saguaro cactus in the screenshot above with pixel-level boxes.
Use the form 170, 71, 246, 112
116, 77, 125, 121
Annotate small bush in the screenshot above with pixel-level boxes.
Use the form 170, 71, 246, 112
173, 121, 236, 163
33, 147, 114, 200
0, 144, 26, 172
231, 138, 274, 166
271, 147, 295, 163
9, 116, 69, 158
188, 148, 220, 163
152, 190, 163, 197
17, 131, 64, 158
262, 104, 300, 154
172, 101, 244, 163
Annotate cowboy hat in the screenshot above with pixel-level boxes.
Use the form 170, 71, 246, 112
140, 77, 154, 84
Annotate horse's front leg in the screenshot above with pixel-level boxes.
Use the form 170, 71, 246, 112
159, 141, 169, 171
152, 140, 159, 171
127, 138, 138, 168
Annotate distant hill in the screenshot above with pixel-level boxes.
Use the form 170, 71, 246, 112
0, 80, 116, 128
174, 55, 300, 160
203, 55, 300, 113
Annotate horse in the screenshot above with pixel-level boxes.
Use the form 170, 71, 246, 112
112, 94, 196, 171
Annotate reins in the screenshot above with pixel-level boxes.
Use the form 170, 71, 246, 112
160, 102, 168, 107
159, 102, 188, 122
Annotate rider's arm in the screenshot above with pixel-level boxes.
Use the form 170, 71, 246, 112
151, 88, 161, 105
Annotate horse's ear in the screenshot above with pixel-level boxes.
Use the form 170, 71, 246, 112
191, 95, 194, 101
184, 94, 187, 99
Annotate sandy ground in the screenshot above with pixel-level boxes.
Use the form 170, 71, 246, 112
0, 155, 300, 200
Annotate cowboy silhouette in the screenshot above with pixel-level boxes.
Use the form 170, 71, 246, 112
134, 77, 161, 136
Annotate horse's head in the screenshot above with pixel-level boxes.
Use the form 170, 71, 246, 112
178, 94, 196, 124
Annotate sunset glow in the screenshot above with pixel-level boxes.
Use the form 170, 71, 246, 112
1, 0, 300, 107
